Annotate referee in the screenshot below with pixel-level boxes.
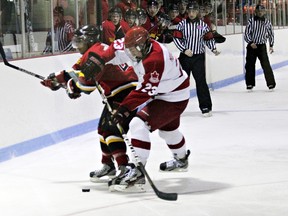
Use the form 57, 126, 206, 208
173, 2, 220, 117
244, 4, 276, 91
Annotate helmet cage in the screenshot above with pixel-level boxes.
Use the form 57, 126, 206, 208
72, 25, 100, 49
124, 27, 151, 61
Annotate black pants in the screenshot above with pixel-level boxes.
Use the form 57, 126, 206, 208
245, 44, 276, 87
179, 52, 212, 112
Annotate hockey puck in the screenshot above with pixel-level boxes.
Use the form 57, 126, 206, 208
82, 188, 90, 192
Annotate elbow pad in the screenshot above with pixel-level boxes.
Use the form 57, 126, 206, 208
81, 52, 105, 81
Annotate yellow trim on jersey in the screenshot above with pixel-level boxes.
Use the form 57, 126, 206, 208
106, 135, 124, 145
75, 82, 97, 92
67, 70, 97, 92
67, 70, 137, 96
99, 135, 106, 144
106, 82, 138, 98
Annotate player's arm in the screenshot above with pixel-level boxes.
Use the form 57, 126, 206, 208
113, 62, 162, 124
80, 39, 130, 80
41, 69, 97, 99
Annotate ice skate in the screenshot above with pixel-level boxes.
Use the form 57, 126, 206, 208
159, 150, 191, 172
108, 163, 146, 193
90, 163, 116, 183
268, 85, 275, 92
202, 108, 212, 117
246, 85, 253, 92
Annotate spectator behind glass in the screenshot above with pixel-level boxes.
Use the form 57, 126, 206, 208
116, 0, 137, 18
136, 8, 148, 26
141, 0, 161, 39
177, 0, 188, 20
124, 9, 137, 28
168, 3, 181, 25
42, 6, 74, 54
102, 7, 130, 45
58, 0, 75, 27
102, 0, 109, 21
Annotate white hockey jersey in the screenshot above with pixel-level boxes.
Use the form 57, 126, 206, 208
100, 38, 190, 111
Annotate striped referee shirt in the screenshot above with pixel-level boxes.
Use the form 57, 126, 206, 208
244, 16, 274, 47
173, 18, 216, 54
55, 22, 74, 52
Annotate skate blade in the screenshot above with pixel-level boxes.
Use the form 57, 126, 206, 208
90, 175, 114, 183
113, 184, 146, 193
159, 168, 188, 172
108, 185, 117, 192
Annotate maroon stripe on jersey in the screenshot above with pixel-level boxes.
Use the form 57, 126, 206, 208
167, 137, 185, 149
132, 139, 151, 150
172, 77, 190, 92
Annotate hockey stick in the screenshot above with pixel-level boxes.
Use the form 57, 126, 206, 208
0, 41, 45, 80
93, 81, 178, 201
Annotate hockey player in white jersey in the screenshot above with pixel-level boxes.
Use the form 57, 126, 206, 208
81, 26, 191, 192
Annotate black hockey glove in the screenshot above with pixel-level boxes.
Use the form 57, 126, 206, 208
112, 106, 131, 126
81, 52, 105, 81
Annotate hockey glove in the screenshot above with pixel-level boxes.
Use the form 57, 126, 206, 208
41, 72, 65, 91
112, 106, 131, 126
81, 52, 105, 81
66, 78, 81, 99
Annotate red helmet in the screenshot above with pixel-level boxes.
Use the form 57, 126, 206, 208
124, 26, 151, 61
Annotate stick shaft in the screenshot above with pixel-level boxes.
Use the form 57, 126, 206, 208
0, 41, 45, 80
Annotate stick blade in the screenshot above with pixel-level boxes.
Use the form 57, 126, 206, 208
156, 190, 178, 201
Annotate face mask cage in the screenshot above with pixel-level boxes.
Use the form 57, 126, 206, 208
124, 40, 151, 62
72, 35, 86, 49
124, 46, 139, 62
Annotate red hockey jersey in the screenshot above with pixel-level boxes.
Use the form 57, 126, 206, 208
72, 43, 137, 97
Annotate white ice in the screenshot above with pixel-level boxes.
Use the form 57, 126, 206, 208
1, 66, 288, 216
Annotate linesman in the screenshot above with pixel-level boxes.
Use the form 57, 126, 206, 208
244, 4, 276, 91
173, 2, 220, 117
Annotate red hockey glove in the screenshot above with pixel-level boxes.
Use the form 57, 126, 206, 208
81, 52, 105, 81
40, 71, 66, 91
112, 106, 131, 126
66, 79, 81, 99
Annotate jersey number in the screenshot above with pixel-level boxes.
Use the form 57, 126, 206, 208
141, 83, 157, 96
113, 38, 125, 50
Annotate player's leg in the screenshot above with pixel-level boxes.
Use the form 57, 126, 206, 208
245, 45, 257, 90
257, 44, 276, 89
158, 127, 190, 172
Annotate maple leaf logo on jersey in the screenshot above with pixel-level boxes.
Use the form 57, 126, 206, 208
149, 71, 160, 83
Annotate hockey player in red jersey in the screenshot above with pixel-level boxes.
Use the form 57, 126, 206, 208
79, 26, 191, 192
116, 0, 137, 18
141, 0, 162, 40
40, 25, 138, 186
102, 7, 130, 45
